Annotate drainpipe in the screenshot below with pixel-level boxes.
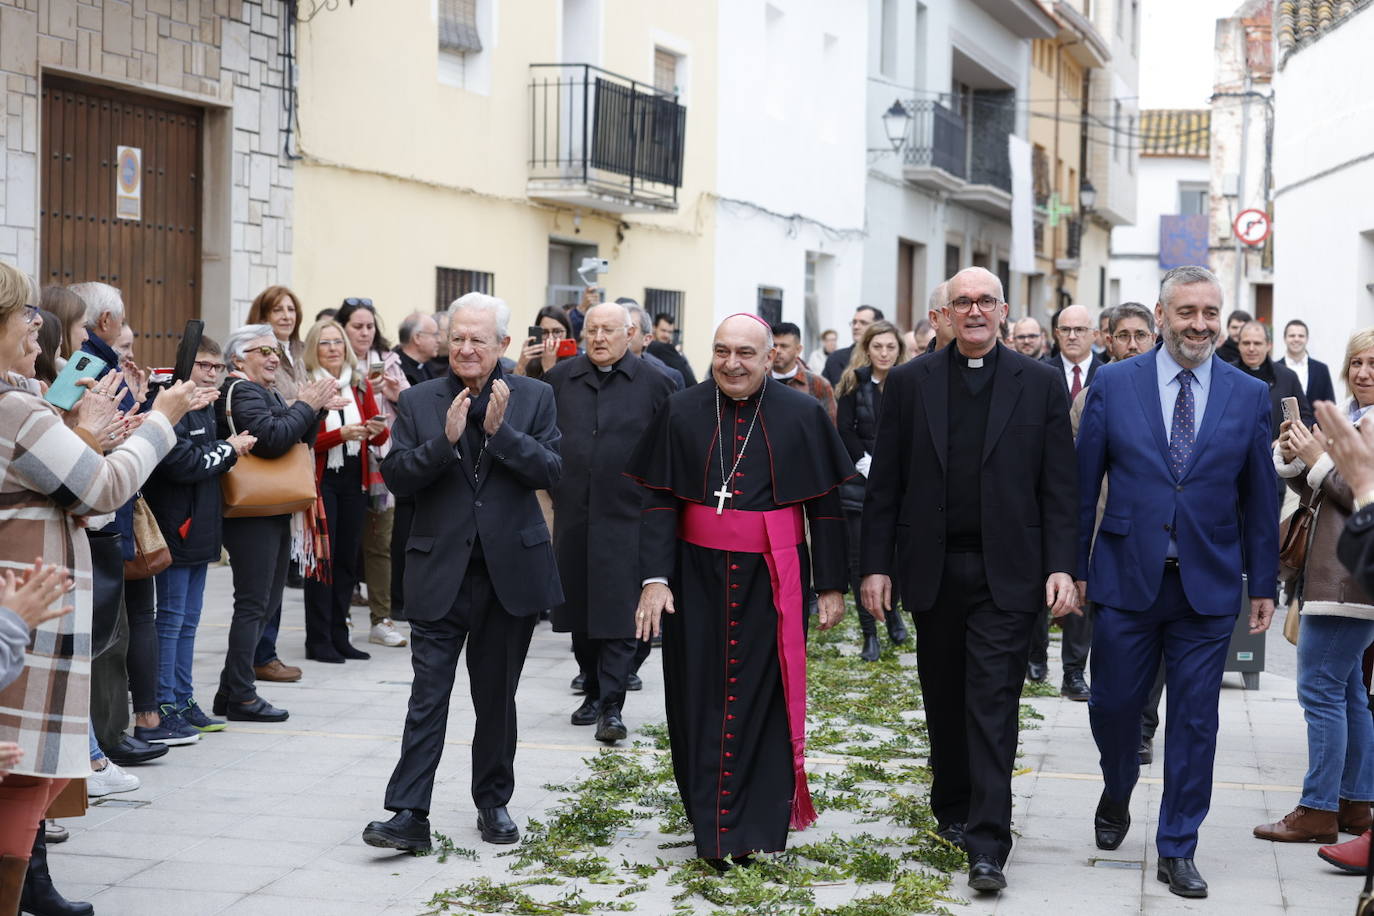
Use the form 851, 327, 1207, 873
1233, 73, 1252, 312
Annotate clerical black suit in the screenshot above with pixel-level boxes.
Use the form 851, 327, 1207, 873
627, 379, 852, 859
380, 369, 563, 816
546, 353, 676, 714
861, 343, 1077, 865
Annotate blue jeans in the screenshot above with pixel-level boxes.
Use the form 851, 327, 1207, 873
1297, 613, 1374, 811
154, 563, 209, 708
88, 721, 105, 763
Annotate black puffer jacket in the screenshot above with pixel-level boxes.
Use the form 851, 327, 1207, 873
836, 367, 882, 513
143, 403, 238, 565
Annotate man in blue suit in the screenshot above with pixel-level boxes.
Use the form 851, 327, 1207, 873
1075, 265, 1278, 899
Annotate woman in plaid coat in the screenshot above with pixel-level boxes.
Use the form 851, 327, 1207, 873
0, 261, 204, 909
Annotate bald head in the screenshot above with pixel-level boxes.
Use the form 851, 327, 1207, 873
928, 281, 949, 313
713, 314, 776, 400
584, 302, 633, 368
1055, 304, 1093, 362
949, 267, 1004, 303
716, 314, 774, 350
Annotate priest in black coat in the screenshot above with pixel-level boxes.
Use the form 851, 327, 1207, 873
545, 303, 677, 743
861, 267, 1079, 895
627, 313, 853, 866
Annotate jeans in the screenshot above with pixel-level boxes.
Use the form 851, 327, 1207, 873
124, 577, 158, 714
154, 563, 209, 708
88, 722, 104, 763
1297, 614, 1374, 811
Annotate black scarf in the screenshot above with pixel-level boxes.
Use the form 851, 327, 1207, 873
447, 359, 505, 429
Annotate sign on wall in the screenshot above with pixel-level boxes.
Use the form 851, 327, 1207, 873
116, 146, 142, 221
1233, 208, 1271, 247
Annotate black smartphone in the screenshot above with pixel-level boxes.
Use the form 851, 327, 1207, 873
528, 325, 543, 345
172, 319, 205, 382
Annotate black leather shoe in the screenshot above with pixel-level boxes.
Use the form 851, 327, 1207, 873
570, 698, 601, 726
627, 674, 642, 691
1138, 736, 1154, 765
860, 634, 881, 662
362, 810, 432, 852
1094, 790, 1131, 850
305, 646, 345, 664
886, 616, 909, 645
335, 642, 371, 661
570, 673, 586, 694
1061, 671, 1090, 702
21, 823, 94, 916
477, 806, 519, 844
1157, 857, 1207, 898
101, 734, 168, 767
224, 697, 289, 723
595, 708, 628, 744
968, 854, 1007, 892
936, 822, 966, 850
1026, 661, 1048, 682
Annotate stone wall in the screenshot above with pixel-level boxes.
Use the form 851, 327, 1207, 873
0, 0, 292, 326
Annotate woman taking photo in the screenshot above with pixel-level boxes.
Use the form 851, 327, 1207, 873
215, 325, 335, 720
303, 319, 388, 663
0, 261, 203, 909
248, 285, 307, 401
834, 320, 909, 661
514, 305, 573, 380
1257, 327, 1374, 847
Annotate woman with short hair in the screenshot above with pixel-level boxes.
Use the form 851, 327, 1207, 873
249, 285, 307, 401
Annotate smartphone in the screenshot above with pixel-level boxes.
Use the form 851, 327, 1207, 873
367, 360, 384, 381
556, 338, 578, 358
1281, 396, 1300, 423
45, 352, 108, 411
528, 326, 544, 346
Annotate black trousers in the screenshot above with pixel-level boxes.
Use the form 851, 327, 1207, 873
123, 577, 157, 714
219, 514, 291, 702
384, 561, 538, 814
571, 631, 637, 711
91, 594, 129, 748
304, 462, 368, 655
915, 552, 1036, 865
390, 496, 414, 620
1028, 603, 1094, 676
845, 509, 905, 639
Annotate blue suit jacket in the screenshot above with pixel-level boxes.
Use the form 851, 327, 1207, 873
1076, 348, 1278, 615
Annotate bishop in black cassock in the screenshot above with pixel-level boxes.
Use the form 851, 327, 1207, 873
625, 314, 853, 863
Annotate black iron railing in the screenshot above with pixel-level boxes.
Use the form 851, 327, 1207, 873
528, 63, 685, 209
968, 90, 1014, 193
903, 100, 966, 178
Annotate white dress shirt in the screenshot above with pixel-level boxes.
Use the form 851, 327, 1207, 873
1284, 353, 1309, 393
1059, 353, 1094, 392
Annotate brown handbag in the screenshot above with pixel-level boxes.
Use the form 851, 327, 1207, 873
1278, 490, 1319, 586
220, 380, 318, 518
123, 496, 172, 580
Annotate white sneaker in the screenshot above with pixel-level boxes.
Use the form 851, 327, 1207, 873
369, 619, 408, 647
87, 760, 140, 797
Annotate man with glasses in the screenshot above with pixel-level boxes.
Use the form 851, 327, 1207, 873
824, 305, 885, 385
394, 312, 439, 387
1011, 318, 1045, 358
862, 267, 1078, 894
1044, 304, 1104, 410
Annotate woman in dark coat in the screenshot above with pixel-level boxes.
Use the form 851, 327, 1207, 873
834, 321, 908, 661
214, 324, 334, 722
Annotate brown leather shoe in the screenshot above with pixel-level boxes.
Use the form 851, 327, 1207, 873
1253, 805, 1339, 843
1339, 798, 1373, 835
254, 659, 303, 683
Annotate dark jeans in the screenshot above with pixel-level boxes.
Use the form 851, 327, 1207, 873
220, 514, 291, 702
304, 461, 368, 655
123, 577, 157, 715
571, 631, 637, 711
384, 562, 537, 814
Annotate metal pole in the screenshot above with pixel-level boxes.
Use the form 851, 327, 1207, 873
1234, 73, 1252, 311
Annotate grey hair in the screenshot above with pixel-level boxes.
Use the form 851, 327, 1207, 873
224, 323, 276, 365
626, 305, 652, 335
1240, 319, 1272, 343
397, 311, 429, 345
1158, 265, 1221, 309
448, 292, 511, 338
1109, 302, 1156, 335
927, 281, 949, 312
69, 281, 125, 326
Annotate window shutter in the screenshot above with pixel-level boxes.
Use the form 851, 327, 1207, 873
438, 0, 482, 54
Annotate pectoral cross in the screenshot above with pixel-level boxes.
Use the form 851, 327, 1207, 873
713, 485, 733, 515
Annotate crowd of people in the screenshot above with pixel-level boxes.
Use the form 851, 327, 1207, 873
1, 255, 1374, 911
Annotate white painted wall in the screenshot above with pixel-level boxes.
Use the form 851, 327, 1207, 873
714, 0, 868, 342
1272, 13, 1374, 375
1108, 154, 1211, 306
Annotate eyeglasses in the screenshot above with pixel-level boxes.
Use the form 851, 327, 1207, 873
245, 345, 282, 359
343, 297, 373, 308
541, 327, 567, 339
21, 304, 39, 325
1058, 326, 1093, 337
585, 326, 627, 340
194, 360, 225, 374
950, 296, 1003, 313
1013, 333, 1042, 343
1112, 330, 1154, 344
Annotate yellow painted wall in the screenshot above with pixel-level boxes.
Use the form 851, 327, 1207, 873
291, 0, 718, 365
1028, 38, 1085, 304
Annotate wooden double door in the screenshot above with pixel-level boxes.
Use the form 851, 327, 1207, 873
40, 75, 203, 367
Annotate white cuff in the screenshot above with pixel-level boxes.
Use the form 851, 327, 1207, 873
641, 577, 669, 588
1272, 443, 1306, 478
1307, 452, 1335, 492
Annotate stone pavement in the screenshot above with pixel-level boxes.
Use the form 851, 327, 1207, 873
54, 572, 1355, 914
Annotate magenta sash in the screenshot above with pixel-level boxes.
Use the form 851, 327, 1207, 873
679, 502, 817, 830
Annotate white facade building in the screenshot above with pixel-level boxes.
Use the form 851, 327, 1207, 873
712, 0, 868, 353
1271, 1, 1374, 369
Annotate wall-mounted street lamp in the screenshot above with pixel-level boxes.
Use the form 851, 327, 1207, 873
881, 100, 911, 153
1079, 178, 1097, 212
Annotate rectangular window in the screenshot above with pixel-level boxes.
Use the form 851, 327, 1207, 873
438, 0, 482, 53
653, 47, 680, 96
756, 286, 783, 328
1178, 183, 1208, 216
644, 288, 685, 335
436, 267, 494, 311
879, 0, 897, 78
945, 244, 961, 279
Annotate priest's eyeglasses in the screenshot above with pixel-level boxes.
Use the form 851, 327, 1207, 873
950, 296, 1003, 313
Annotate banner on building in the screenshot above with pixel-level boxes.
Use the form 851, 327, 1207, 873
1159, 214, 1208, 269
1008, 134, 1034, 274
116, 146, 142, 221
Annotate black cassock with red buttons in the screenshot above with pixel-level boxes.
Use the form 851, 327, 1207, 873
625, 377, 853, 859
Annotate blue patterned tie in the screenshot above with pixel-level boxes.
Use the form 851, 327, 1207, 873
1168, 369, 1196, 477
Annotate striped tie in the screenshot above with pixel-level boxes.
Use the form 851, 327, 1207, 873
1168, 369, 1196, 478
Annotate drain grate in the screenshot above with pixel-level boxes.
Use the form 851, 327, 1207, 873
91, 798, 150, 809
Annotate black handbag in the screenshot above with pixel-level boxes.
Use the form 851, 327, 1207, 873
87, 529, 124, 659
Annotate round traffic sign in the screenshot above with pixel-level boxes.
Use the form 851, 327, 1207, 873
1234, 208, 1271, 246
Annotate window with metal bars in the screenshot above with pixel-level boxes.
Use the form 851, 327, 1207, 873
436, 267, 494, 311
756, 286, 783, 328
644, 288, 684, 332
438, 0, 482, 54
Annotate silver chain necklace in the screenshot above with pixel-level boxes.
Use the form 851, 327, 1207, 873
712, 384, 765, 515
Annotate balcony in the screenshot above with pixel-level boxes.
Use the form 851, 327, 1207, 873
902, 101, 967, 193
527, 64, 685, 214
949, 90, 1014, 218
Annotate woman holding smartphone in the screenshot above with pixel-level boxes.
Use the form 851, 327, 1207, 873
515, 305, 574, 380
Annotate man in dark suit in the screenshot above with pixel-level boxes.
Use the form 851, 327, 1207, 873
647, 313, 698, 387
1043, 304, 1105, 404
362, 293, 563, 853
861, 267, 1079, 894
823, 305, 884, 386
1280, 318, 1337, 406
1076, 265, 1277, 899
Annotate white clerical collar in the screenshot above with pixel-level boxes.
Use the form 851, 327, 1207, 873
771, 365, 801, 381
596, 363, 613, 373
